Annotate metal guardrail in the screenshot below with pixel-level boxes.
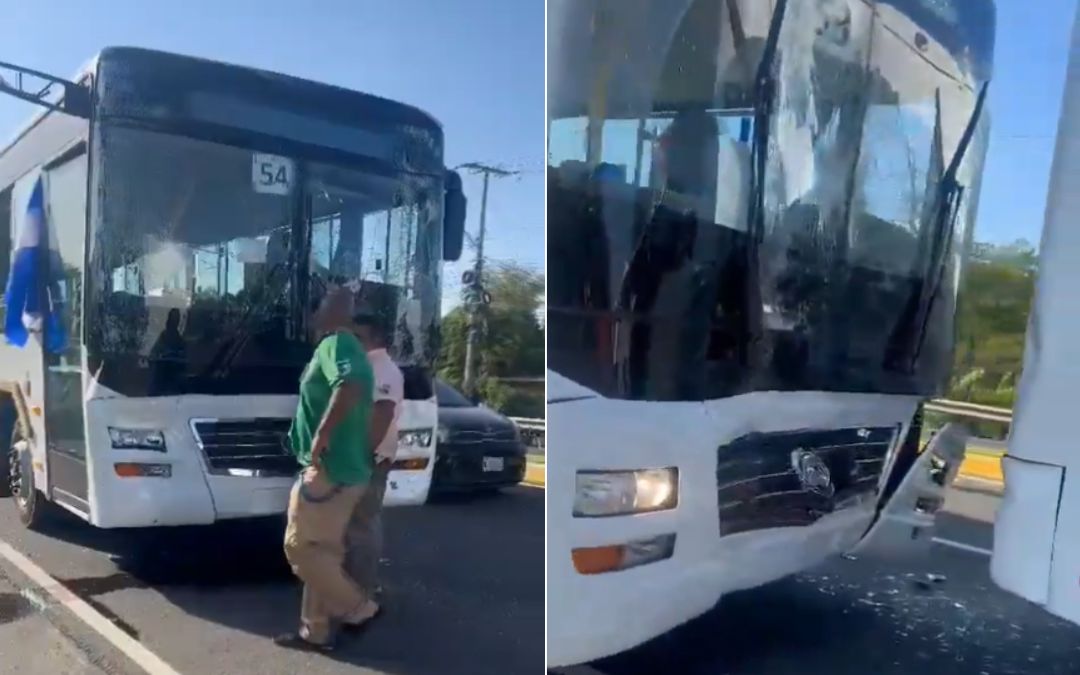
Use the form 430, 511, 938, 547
510, 417, 545, 452
508, 400, 1012, 456
926, 399, 1013, 424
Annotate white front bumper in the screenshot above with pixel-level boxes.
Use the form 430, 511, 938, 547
545, 391, 920, 667
84, 395, 438, 527
86, 395, 297, 528
383, 465, 435, 506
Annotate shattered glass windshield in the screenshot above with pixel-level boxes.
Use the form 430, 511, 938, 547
87, 124, 442, 396
547, 0, 994, 401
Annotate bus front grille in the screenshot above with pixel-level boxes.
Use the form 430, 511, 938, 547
190, 418, 300, 477
716, 426, 898, 537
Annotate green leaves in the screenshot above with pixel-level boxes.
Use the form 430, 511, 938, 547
437, 263, 545, 417
949, 240, 1037, 410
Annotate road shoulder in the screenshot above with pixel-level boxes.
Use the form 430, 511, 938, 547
0, 539, 163, 675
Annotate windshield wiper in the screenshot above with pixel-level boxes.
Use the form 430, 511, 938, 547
201, 268, 288, 379
207, 173, 313, 379
888, 81, 990, 373
740, 0, 789, 371
747, 0, 789, 246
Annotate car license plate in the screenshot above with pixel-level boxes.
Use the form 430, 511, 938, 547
482, 456, 504, 472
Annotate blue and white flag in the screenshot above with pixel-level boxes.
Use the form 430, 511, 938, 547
4, 177, 66, 353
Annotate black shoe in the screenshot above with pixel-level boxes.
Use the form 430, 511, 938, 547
273, 632, 335, 653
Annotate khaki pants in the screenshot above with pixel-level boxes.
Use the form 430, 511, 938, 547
284, 467, 370, 644
345, 461, 390, 594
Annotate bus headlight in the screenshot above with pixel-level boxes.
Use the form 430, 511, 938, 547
573, 468, 678, 517
398, 429, 433, 448
109, 428, 166, 451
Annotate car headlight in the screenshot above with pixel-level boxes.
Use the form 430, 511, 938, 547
573, 468, 678, 517
398, 428, 433, 448
109, 428, 166, 451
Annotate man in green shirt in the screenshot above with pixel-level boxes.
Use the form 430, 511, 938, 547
276, 287, 381, 652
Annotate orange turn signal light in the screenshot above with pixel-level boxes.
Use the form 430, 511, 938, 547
572, 534, 677, 575
572, 545, 625, 575
391, 457, 429, 471
114, 462, 172, 478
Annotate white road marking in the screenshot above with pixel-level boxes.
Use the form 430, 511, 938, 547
0, 538, 183, 675
932, 536, 992, 557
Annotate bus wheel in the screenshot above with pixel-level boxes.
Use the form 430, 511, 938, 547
10, 424, 49, 530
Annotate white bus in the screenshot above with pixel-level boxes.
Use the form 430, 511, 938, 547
0, 47, 466, 528
991, 4, 1080, 629
546, 0, 995, 666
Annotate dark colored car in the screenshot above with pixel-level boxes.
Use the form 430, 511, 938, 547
430, 379, 527, 493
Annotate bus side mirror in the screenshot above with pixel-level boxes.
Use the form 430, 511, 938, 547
63, 83, 92, 119
443, 170, 467, 262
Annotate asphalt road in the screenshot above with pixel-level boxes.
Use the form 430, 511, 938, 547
0, 486, 544, 675
572, 487, 1080, 675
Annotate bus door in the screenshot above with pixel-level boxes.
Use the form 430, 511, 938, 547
40, 149, 90, 515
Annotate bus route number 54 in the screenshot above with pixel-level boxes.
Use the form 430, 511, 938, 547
252, 153, 295, 195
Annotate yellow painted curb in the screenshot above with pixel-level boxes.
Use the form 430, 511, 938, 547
958, 450, 1003, 484
523, 463, 545, 487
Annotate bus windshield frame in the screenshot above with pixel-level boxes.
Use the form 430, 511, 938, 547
84, 49, 445, 397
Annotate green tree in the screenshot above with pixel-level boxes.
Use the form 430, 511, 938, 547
437, 263, 545, 417
948, 240, 1037, 411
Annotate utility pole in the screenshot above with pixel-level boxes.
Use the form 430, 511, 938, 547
458, 162, 517, 399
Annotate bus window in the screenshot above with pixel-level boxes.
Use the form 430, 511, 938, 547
47, 153, 87, 322
43, 150, 89, 461
547, 0, 770, 399
309, 179, 421, 290
310, 214, 342, 278
360, 211, 390, 282
852, 103, 937, 274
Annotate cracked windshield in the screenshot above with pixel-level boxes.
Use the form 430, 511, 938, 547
93, 124, 441, 396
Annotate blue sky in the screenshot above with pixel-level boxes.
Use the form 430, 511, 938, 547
977, 0, 1077, 247
0, 0, 544, 312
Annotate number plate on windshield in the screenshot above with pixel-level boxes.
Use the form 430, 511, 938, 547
252, 153, 295, 195
482, 457, 504, 472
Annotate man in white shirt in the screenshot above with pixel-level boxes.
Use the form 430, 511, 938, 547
344, 310, 403, 605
